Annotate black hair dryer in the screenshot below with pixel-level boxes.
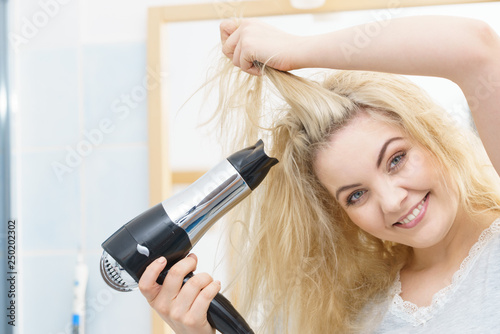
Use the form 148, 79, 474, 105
100, 140, 278, 334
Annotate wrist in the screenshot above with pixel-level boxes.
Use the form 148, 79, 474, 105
292, 34, 332, 70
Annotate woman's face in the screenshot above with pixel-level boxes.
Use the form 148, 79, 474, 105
314, 113, 460, 249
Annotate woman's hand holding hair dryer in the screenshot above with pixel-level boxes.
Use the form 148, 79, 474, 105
139, 254, 219, 334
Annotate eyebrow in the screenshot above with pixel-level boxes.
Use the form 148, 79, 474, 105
334, 137, 404, 201
376, 137, 404, 168
335, 183, 362, 201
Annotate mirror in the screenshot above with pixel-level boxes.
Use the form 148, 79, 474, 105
148, 1, 500, 333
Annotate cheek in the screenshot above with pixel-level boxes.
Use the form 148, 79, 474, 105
345, 205, 382, 235
400, 150, 438, 187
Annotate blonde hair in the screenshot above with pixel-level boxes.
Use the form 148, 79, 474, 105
211, 60, 500, 333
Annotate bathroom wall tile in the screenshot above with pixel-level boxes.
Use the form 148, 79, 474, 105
21, 253, 75, 334
21, 252, 151, 334
85, 251, 151, 334
17, 48, 80, 148
81, 43, 148, 146
83, 145, 149, 251
20, 149, 80, 251
10, 0, 79, 52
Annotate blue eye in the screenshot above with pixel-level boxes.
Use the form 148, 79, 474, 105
389, 152, 406, 171
346, 190, 365, 206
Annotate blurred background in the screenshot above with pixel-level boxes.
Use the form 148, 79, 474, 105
1, 0, 500, 333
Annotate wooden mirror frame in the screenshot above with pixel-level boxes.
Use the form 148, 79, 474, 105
146, 0, 495, 332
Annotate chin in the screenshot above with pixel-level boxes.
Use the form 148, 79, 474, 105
408, 224, 453, 249
406, 239, 441, 249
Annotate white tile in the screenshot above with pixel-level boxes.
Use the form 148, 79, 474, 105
83, 146, 149, 251
21, 252, 151, 334
21, 253, 75, 333
82, 43, 148, 145
10, 0, 79, 52
17, 48, 80, 148
20, 149, 81, 251
86, 252, 151, 334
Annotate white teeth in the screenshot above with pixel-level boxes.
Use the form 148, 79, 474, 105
397, 196, 427, 225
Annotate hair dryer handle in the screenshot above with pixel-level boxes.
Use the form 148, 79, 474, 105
183, 273, 254, 334
208, 292, 254, 334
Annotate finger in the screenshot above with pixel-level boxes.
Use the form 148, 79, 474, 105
160, 254, 198, 301
189, 280, 222, 322
233, 41, 242, 68
220, 20, 238, 45
238, 50, 264, 76
138, 257, 167, 303
240, 52, 259, 75
174, 272, 215, 314
222, 26, 240, 61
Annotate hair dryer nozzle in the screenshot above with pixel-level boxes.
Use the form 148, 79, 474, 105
227, 139, 279, 190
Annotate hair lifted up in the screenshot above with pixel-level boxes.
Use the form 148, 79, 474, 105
212, 59, 500, 333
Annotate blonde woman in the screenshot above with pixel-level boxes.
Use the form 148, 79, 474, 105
139, 16, 500, 333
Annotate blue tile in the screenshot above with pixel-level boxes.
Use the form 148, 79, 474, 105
82, 43, 149, 146
83, 146, 149, 251
17, 48, 80, 148
20, 149, 81, 251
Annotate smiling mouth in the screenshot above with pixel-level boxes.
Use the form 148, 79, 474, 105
393, 192, 430, 226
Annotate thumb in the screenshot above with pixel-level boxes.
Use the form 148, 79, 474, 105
138, 257, 167, 304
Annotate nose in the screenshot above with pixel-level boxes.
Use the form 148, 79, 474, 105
378, 179, 408, 215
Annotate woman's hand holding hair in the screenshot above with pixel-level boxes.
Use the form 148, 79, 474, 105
220, 19, 306, 75
221, 16, 500, 176
138, 254, 220, 334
